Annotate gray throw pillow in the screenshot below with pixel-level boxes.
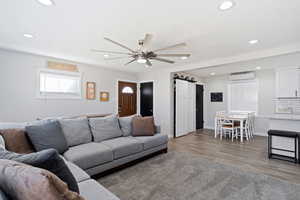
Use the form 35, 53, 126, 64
26, 121, 68, 154
59, 117, 92, 147
89, 115, 123, 142
0, 148, 79, 193
119, 115, 136, 136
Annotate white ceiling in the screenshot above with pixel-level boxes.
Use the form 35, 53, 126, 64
1, 0, 300, 73
185, 52, 300, 78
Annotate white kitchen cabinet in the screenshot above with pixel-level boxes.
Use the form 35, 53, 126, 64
276, 67, 300, 98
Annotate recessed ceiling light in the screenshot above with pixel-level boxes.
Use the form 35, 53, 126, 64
103, 54, 109, 58
181, 56, 188, 60
210, 72, 216, 76
256, 66, 261, 70
249, 40, 259, 44
219, 1, 235, 11
23, 34, 33, 38
36, 0, 54, 6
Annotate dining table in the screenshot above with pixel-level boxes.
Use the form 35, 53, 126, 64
215, 113, 249, 142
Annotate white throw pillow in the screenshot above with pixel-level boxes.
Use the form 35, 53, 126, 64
0, 135, 5, 149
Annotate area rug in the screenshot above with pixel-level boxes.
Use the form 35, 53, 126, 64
97, 152, 300, 200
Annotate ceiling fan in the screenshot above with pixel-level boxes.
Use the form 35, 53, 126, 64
91, 34, 191, 67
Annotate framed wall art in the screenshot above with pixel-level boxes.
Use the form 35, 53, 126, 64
86, 82, 96, 100
100, 92, 109, 102
210, 92, 223, 102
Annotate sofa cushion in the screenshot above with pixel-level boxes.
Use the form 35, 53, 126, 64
0, 129, 34, 154
79, 179, 120, 200
0, 159, 84, 200
0, 148, 79, 193
118, 115, 136, 136
66, 161, 90, 183
132, 116, 155, 136
133, 134, 169, 150
89, 115, 123, 142
26, 121, 69, 154
59, 117, 92, 147
63, 143, 113, 170
101, 137, 143, 159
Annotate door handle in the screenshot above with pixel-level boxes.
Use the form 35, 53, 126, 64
296, 90, 298, 97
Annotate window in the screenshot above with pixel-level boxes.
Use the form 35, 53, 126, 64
38, 69, 81, 99
228, 80, 258, 113
122, 86, 134, 94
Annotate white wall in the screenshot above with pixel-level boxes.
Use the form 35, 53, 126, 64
137, 52, 300, 138
203, 69, 276, 135
0, 49, 137, 122
137, 69, 173, 137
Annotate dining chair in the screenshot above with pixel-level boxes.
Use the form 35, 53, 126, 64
248, 112, 255, 139
220, 119, 238, 140
234, 113, 252, 141
215, 111, 226, 138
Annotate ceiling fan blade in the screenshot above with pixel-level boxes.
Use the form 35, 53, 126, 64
151, 57, 175, 64
156, 54, 191, 57
91, 49, 133, 55
146, 59, 152, 66
104, 37, 136, 53
152, 43, 187, 52
104, 56, 132, 60
124, 58, 137, 66
140, 34, 153, 51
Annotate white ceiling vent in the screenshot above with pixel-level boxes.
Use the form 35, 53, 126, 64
229, 71, 256, 81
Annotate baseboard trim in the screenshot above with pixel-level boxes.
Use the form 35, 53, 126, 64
204, 126, 214, 130
254, 132, 267, 137
204, 126, 267, 137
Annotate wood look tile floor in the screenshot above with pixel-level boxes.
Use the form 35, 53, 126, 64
168, 129, 300, 184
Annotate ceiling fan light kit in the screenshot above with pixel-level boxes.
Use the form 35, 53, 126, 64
92, 34, 191, 67
137, 58, 147, 64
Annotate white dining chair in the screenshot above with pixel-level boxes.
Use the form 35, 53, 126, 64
234, 113, 252, 141
248, 112, 255, 139
215, 111, 226, 138
220, 119, 238, 140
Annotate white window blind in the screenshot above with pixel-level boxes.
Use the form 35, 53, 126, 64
228, 80, 258, 113
38, 69, 81, 99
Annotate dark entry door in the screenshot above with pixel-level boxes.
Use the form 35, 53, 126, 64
118, 81, 137, 117
140, 82, 153, 116
196, 84, 204, 129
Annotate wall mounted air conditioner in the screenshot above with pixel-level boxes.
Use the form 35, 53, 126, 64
229, 71, 256, 81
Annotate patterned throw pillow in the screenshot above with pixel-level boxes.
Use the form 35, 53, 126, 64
0, 159, 85, 200
0, 148, 79, 193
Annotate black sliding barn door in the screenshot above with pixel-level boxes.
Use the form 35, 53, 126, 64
196, 84, 204, 129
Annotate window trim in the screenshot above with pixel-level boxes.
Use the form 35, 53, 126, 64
227, 79, 259, 114
122, 86, 134, 94
36, 69, 82, 100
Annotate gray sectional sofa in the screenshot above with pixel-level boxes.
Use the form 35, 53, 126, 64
0, 114, 169, 200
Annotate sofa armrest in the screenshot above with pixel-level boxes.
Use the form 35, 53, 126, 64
155, 125, 161, 134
